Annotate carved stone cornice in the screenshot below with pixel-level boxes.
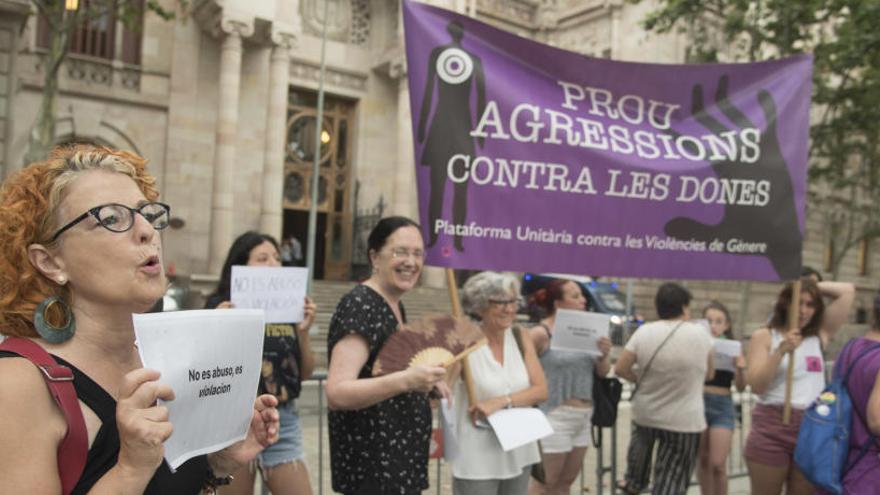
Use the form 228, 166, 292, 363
192, 0, 255, 40
219, 17, 254, 39
271, 30, 298, 50
289, 58, 367, 92
372, 45, 407, 81
267, 21, 299, 59
389, 58, 406, 80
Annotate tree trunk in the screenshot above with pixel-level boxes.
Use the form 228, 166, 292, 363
25, 7, 71, 165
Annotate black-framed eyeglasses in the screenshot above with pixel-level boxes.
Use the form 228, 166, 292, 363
51, 202, 171, 241
488, 297, 522, 308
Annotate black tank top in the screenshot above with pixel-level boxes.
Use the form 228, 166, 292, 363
705, 368, 735, 389
0, 351, 207, 494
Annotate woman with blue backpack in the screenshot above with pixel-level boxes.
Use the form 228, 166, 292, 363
743, 278, 855, 495
818, 292, 880, 493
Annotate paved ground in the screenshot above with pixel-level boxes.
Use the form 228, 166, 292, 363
252, 379, 754, 495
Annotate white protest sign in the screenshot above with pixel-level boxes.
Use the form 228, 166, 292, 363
487, 407, 553, 452
713, 339, 743, 373
231, 266, 308, 323
550, 309, 610, 356
133, 309, 265, 470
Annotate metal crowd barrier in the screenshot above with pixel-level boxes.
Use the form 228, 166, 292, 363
293, 375, 769, 495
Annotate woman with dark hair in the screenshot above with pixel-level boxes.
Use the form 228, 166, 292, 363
325, 216, 449, 495
206, 232, 283, 309
527, 279, 611, 495
696, 301, 746, 495
0, 145, 278, 493
614, 282, 714, 495
744, 278, 855, 495
205, 231, 317, 495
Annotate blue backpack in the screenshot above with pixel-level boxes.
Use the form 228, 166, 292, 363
794, 340, 880, 494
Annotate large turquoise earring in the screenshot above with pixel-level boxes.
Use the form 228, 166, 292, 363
33, 296, 75, 344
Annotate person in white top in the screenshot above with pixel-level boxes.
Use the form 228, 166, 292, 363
452, 271, 548, 495
744, 277, 854, 495
614, 283, 715, 495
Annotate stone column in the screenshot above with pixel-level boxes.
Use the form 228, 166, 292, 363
390, 59, 417, 220
610, 0, 623, 59
259, 31, 296, 239
208, 19, 253, 273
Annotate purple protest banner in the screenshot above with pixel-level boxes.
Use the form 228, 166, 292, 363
403, 0, 811, 281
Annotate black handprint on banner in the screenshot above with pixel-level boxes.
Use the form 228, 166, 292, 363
664, 76, 802, 279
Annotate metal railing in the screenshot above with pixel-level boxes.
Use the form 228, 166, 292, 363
593, 386, 754, 495
293, 375, 769, 495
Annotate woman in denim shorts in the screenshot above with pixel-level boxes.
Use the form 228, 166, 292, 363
206, 232, 317, 495
697, 301, 745, 495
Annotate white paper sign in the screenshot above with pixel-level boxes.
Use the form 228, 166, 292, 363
133, 309, 266, 470
439, 398, 459, 462
231, 266, 308, 323
713, 339, 742, 373
549, 309, 610, 356
487, 407, 554, 452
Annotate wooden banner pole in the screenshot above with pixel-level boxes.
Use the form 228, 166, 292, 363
782, 279, 802, 425
445, 268, 478, 406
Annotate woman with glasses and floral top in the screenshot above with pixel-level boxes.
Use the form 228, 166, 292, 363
0, 145, 279, 494
450, 271, 548, 495
325, 216, 450, 495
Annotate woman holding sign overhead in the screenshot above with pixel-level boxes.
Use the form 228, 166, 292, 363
205, 231, 317, 495
451, 271, 548, 495
527, 279, 611, 495
325, 216, 449, 495
744, 279, 854, 495
696, 301, 745, 495
0, 145, 279, 494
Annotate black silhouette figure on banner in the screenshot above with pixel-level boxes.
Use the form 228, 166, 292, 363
664, 76, 802, 279
418, 20, 486, 252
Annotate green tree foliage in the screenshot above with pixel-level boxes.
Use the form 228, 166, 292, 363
632, 0, 880, 279
26, 0, 187, 164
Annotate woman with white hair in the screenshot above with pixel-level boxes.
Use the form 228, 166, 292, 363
451, 271, 548, 495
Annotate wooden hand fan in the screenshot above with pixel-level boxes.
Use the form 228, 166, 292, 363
372, 314, 486, 376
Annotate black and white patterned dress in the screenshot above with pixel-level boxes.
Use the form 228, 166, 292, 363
327, 284, 431, 495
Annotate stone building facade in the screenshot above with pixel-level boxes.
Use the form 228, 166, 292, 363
0, 0, 875, 344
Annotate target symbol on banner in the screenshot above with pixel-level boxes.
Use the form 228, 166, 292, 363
436, 47, 473, 84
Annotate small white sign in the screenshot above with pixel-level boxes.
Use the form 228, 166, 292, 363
231, 266, 308, 323
133, 309, 266, 470
487, 407, 554, 452
713, 339, 742, 373
550, 309, 610, 356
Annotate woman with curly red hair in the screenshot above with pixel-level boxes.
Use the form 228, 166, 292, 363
527, 279, 611, 495
0, 144, 280, 494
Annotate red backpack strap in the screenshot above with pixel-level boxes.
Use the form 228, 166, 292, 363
0, 337, 88, 495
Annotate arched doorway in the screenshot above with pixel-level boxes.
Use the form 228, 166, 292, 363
282, 89, 355, 280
